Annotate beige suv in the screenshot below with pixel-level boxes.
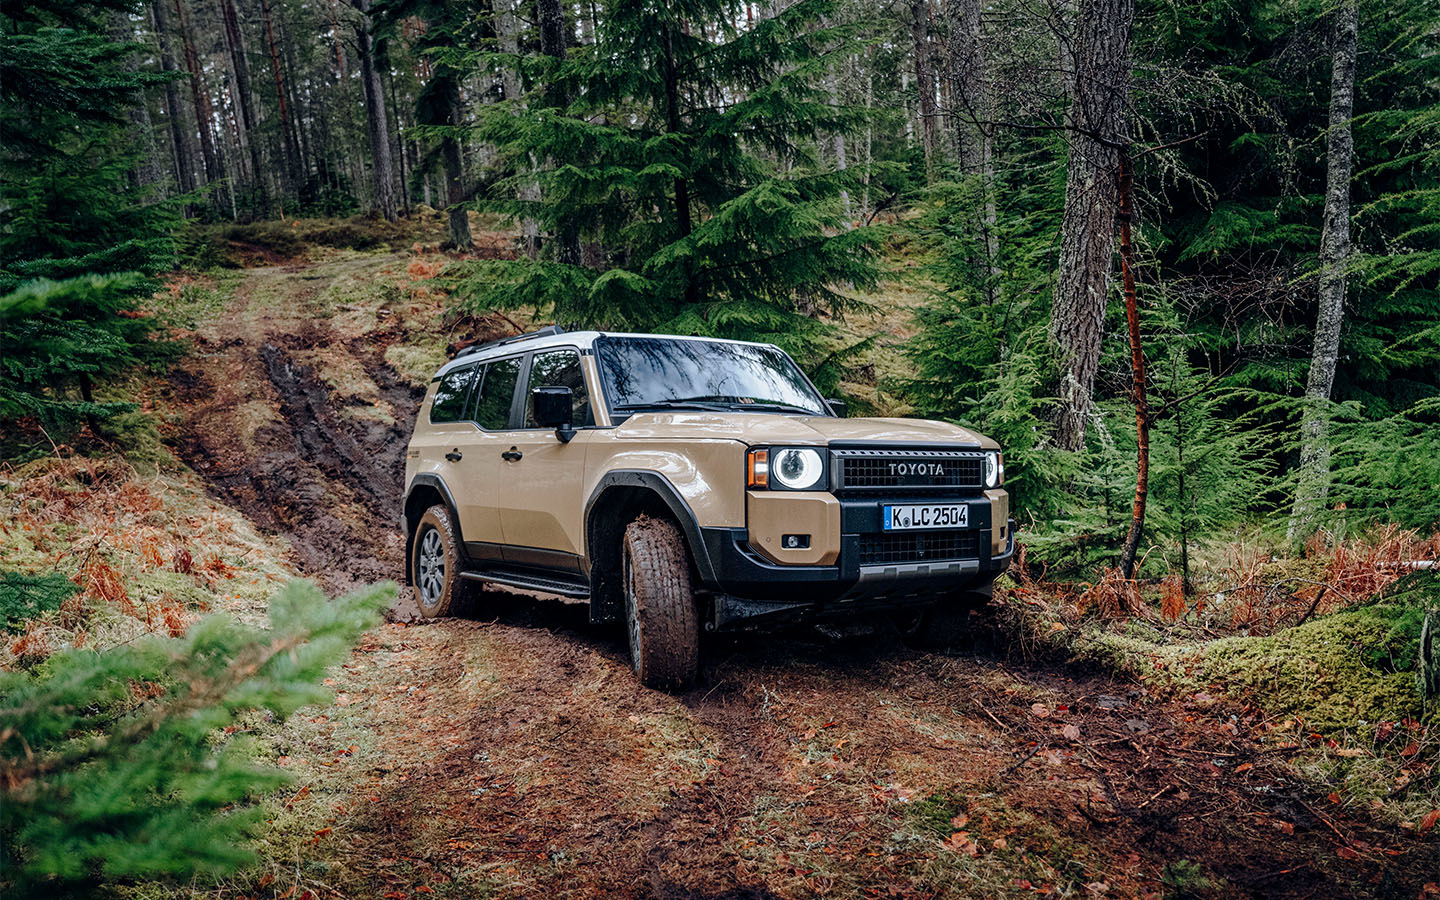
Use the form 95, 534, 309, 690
402, 327, 1013, 689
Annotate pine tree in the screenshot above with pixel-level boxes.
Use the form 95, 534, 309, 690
372, 0, 483, 248
453, 0, 885, 354
0, 580, 393, 891
0, 0, 180, 439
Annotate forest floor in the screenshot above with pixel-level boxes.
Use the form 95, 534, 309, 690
61, 229, 1440, 899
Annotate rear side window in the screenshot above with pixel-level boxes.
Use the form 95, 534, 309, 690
429, 365, 480, 423
473, 356, 521, 430
525, 349, 592, 427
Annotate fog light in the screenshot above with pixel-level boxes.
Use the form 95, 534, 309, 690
782, 534, 810, 550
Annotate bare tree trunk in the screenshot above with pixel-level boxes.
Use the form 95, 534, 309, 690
355, 0, 399, 220
661, 21, 696, 304
111, 13, 163, 190
174, 0, 221, 191
946, 0, 999, 300
539, 0, 582, 265
1289, 0, 1358, 540
218, 0, 262, 203
260, 0, 301, 201
151, 0, 200, 202
909, 0, 939, 176
386, 66, 410, 214
496, 0, 540, 256
863, 61, 873, 216
1116, 151, 1148, 580
440, 75, 473, 249
279, 10, 312, 187
827, 65, 851, 227
1051, 0, 1133, 452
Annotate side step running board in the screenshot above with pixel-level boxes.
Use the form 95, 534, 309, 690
459, 570, 590, 599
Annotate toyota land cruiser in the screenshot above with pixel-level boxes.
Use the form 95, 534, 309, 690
402, 327, 1014, 689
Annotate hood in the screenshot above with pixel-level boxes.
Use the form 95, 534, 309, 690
610, 413, 996, 449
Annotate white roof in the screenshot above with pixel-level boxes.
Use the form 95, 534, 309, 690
432, 331, 779, 379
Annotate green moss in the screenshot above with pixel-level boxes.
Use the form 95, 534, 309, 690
1148, 609, 1427, 732
384, 343, 447, 388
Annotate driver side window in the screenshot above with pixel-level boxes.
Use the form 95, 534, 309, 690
525, 349, 592, 427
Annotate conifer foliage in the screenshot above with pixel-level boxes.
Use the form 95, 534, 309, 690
452, 0, 884, 351
0, 0, 179, 440
0, 580, 393, 892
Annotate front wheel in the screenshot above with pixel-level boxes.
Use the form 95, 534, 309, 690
622, 515, 700, 690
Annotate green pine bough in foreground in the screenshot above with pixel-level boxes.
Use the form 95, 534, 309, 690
0, 579, 394, 892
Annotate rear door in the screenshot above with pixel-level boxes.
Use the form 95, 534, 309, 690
495, 347, 595, 571
452, 355, 523, 560
423, 363, 497, 554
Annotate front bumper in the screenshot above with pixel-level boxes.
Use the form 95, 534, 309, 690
698, 517, 1016, 629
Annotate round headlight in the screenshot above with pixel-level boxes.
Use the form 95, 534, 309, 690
984, 451, 1001, 488
772, 448, 824, 490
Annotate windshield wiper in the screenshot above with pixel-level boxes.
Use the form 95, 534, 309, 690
612, 399, 735, 412
729, 402, 823, 415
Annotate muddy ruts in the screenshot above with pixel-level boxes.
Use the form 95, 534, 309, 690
258, 342, 405, 518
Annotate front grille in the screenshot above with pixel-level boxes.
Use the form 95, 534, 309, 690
858, 529, 981, 566
834, 449, 984, 491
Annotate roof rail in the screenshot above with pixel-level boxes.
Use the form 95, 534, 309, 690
453, 324, 566, 359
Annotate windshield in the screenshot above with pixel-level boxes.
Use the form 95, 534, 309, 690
594, 337, 829, 416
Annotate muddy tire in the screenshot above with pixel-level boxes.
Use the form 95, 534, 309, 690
894, 581, 994, 652
411, 505, 477, 619
622, 515, 700, 690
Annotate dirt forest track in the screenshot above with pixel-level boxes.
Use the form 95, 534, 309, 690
168, 257, 1436, 900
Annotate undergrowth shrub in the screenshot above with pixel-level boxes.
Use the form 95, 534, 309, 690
0, 572, 78, 631
0, 579, 393, 892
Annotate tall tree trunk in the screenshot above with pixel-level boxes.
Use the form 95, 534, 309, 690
1290, 0, 1358, 539
661, 21, 698, 305
909, 0, 939, 176
539, 0, 582, 264
386, 66, 410, 213
151, 0, 198, 197
946, 0, 999, 300
496, 0, 540, 256
173, 0, 221, 191
111, 13, 163, 191
218, 0, 262, 201
828, 65, 851, 227
1116, 151, 1148, 581
279, 9, 311, 187
260, 0, 301, 199
440, 75, 473, 249
355, 0, 399, 220
1051, 0, 1134, 452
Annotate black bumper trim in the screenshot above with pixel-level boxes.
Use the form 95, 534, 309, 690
700, 518, 1016, 619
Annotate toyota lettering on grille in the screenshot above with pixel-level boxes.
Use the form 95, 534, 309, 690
887, 462, 945, 476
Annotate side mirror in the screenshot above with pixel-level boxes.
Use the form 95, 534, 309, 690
532, 386, 576, 442
826, 397, 848, 418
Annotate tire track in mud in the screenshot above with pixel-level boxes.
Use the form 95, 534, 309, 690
169, 264, 422, 599
167, 263, 1434, 900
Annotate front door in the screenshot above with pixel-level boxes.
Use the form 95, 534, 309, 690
495, 348, 595, 571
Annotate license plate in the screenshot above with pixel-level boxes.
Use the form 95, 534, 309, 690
882, 503, 969, 531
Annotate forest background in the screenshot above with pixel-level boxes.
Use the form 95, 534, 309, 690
2, 0, 1438, 892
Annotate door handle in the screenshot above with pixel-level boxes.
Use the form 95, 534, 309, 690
445, 450, 463, 462
501, 447, 523, 462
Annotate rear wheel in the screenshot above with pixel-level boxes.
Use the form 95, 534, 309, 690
622, 515, 700, 690
411, 505, 477, 618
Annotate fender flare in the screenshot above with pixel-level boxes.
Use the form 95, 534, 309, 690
582, 469, 719, 583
